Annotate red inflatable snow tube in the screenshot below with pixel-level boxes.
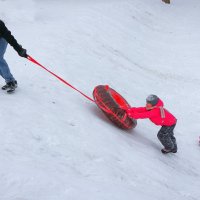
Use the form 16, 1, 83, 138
93, 85, 137, 130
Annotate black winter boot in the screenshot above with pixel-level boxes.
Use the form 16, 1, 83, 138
161, 147, 177, 154
2, 81, 17, 93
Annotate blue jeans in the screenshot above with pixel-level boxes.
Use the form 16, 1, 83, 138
0, 38, 15, 83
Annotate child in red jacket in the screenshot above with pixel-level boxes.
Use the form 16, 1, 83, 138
126, 94, 177, 154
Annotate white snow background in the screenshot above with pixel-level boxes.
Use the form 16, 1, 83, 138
0, 0, 200, 199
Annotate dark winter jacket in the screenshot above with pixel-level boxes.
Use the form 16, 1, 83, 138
127, 99, 177, 126
0, 20, 22, 52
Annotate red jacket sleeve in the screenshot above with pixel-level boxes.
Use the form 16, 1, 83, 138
133, 107, 147, 113
130, 109, 158, 119
127, 107, 145, 116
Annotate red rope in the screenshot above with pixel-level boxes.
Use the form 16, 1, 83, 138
27, 56, 95, 102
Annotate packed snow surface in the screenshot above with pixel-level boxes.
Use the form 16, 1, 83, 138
0, 0, 200, 199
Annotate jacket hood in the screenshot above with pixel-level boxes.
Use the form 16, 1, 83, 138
156, 99, 164, 107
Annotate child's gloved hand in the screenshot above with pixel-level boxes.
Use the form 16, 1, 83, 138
126, 108, 136, 118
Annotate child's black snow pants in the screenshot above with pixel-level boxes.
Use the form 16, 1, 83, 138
157, 124, 177, 150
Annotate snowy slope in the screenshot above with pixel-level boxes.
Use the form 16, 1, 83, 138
0, 0, 200, 199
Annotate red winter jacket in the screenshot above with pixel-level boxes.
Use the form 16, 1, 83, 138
127, 99, 177, 126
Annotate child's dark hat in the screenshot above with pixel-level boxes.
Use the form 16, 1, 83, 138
146, 94, 159, 106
